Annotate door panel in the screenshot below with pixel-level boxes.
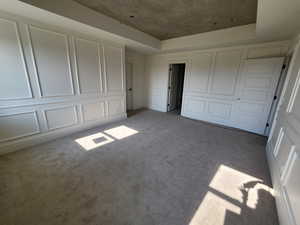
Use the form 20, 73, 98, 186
188, 53, 212, 93
233, 57, 284, 135
182, 56, 284, 135
210, 50, 241, 96
283, 150, 300, 225
267, 43, 300, 225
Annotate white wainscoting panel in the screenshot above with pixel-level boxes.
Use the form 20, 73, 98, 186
104, 45, 124, 94
182, 98, 206, 119
82, 101, 105, 122
187, 52, 213, 93
75, 38, 102, 94
282, 150, 300, 225
210, 50, 241, 96
29, 26, 74, 97
0, 111, 40, 142
44, 106, 78, 130
274, 130, 295, 176
247, 46, 283, 59
207, 101, 232, 120
108, 99, 125, 116
0, 12, 126, 154
0, 18, 32, 100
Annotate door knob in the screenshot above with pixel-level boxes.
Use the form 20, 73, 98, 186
128, 88, 132, 91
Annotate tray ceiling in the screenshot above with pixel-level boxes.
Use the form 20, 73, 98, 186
74, 0, 257, 40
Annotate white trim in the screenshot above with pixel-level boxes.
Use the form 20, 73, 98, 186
43, 105, 78, 131
0, 113, 126, 155
0, 17, 33, 101
81, 101, 106, 123
209, 49, 243, 96
0, 111, 40, 142
28, 25, 75, 98
74, 37, 102, 95
287, 69, 300, 113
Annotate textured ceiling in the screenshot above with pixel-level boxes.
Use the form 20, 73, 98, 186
73, 0, 257, 40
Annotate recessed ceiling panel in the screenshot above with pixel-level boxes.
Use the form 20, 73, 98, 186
74, 0, 257, 40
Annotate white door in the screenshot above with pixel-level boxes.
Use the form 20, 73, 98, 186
167, 65, 178, 111
266, 43, 300, 225
233, 57, 284, 135
126, 63, 133, 110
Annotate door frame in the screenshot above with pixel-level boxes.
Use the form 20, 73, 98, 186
265, 56, 291, 136
125, 62, 133, 111
165, 60, 188, 114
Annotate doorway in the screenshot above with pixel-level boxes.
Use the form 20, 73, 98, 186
126, 62, 133, 111
167, 63, 186, 114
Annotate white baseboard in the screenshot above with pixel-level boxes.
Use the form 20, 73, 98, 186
0, 113, 127, 155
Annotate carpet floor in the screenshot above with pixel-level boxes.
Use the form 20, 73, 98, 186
0, 110, 278, 225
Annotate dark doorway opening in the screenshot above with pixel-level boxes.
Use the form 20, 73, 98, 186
167, 63, 186, 114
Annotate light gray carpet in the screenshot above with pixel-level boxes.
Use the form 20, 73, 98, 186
0, 110, 278, 225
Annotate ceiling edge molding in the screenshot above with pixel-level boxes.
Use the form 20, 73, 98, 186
10, 0, 161, 53
161, 24, 271, 53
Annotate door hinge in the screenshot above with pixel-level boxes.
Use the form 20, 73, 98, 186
273, 95, 277, 100
266, 123, 269, 127
282, 64, 286, 70
167, 104, 170, 106
168, 86, 171, 90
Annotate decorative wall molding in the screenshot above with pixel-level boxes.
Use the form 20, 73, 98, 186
0, 11, 126, 154
0, 111, 40, 142
186, 52, 213, 94
28, 25, 75, 98
209, 50, 242, 96
104, 45, 125, 95
81, 101, 105, 122
43, 105, 78, 131
0, 17, 33, 100
74, 37, 103, 94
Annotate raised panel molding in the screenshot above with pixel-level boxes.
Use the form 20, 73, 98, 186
281, 150, 300, 225
244, 59, 278, 75
0, 18, 32, 100
183, 98, 206, 115
208, 101, 232, 120
0, 111, 40, 142
187, 53, 213, 93
273, 128, 285, 157
238, 102, 265, 115
0, 13, 126, 154
107, 99, 125, 116
104, 45, 124, 94
44, 106, 78, 131
28, 25, 74, 98
287, 69, 300, 115
75, 38, 102, 94
241, 90, 269, 102
247, 47, 282, 59
81, 101, 105, 122
273, 129, 296, 177
244, 76, 271, 89
210, 50, 241, 96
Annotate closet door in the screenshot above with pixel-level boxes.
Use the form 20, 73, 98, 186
232, 57, 284, 135
267, 44, 300, 225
